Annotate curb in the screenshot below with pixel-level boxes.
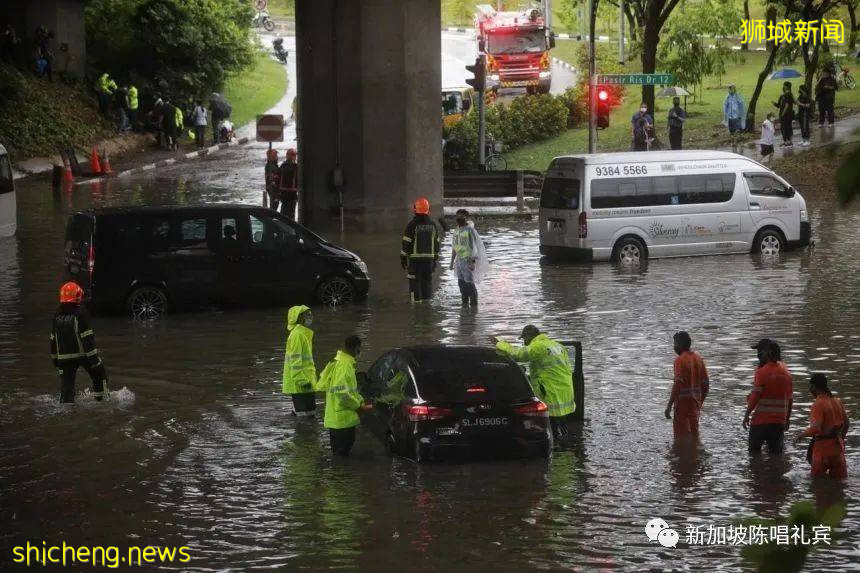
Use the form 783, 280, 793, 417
552, 57, 576, 73
75, 136, 251, 185
445, 27, 472, 34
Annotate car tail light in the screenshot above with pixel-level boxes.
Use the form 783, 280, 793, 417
406, 405, 454, 422
578, 211, 587, 238
466, 387, 486, 393
515, 401, 548, 417
87, 243, 95, 280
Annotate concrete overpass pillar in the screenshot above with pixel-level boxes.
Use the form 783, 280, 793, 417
295, 0, 442, 231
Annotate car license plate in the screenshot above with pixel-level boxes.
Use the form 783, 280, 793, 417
547, 219, 565, 232
460, 417, 509, 428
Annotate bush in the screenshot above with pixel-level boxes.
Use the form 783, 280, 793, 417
443, 93, 569, 170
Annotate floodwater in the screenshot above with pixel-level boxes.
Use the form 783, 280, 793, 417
2, 168, 859, 572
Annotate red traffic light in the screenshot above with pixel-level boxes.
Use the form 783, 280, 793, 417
598, 89, 609, 101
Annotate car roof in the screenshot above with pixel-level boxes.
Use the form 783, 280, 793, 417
79, 203, 267, 217
553, 150, 751, 165
399, 345, 515, 368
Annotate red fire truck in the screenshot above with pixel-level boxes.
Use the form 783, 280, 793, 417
476, 5, 555, 95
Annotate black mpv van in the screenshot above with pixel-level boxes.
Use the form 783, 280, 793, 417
64, 204, 370, 318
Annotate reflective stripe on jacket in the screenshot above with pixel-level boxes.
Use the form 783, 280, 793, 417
98, 73, 116, 95
318, 350, 364, 429
496, 334, 575, 417
452, 226, 475, 259
282, 305, 316, 394
747, 361, 793, 425
50, 308, 98, 362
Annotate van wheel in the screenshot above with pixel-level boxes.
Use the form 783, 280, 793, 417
755, 229, 784, 256
612, 237, 646, 265
127, 286, 168, 320
316, 276, 355, 306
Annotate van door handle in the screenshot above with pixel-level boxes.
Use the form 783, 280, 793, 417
749, 202, 761, 210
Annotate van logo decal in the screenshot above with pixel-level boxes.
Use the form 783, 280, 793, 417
649, 222, 679, 239
660, 164, 676, 172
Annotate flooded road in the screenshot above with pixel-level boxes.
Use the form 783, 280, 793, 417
2, 172, 859, 571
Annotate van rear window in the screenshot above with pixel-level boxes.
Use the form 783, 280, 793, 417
414, 361, 534, 403
541, 178, 580, 210
591, 173, 735, 208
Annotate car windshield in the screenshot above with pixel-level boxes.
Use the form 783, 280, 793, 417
487, 30, 546, 54
414, 356, 534, 403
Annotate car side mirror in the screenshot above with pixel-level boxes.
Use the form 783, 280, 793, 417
549, 32, 556, 49
784, 187, 796, 198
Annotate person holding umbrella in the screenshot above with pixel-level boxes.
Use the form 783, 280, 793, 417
209, 92, 232, 144
667, 97, 686, 150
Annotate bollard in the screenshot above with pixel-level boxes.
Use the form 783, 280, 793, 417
516, 170, 525, 211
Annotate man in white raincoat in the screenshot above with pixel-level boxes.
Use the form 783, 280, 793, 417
450, 209, 487, 307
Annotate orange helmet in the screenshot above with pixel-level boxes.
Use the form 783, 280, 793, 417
413, 197, 430, 215
266, 148, 278, 161
286, 148, 297, 159
60, 281, 84, 304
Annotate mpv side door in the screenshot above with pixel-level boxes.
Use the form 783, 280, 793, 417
168, 214, 219, 307
248, 211, 311, 302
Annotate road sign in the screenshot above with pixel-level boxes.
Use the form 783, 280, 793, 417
256, 114, 284, 142
596, 73, 675, 85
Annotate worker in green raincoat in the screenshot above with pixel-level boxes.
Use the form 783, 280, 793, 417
318, 335, 370, 456
283, 305, 317, 417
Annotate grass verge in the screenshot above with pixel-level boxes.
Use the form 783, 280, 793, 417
223, 51, 288, 129
506, 50, 860, 171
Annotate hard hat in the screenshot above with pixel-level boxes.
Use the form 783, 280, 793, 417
413, 197, 430, 215
266, 148, 278, 161
286, 148, 297, 158
60, 281, 84, 304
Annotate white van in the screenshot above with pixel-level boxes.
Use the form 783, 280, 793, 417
0, 144, 16, 238
539, 151, 810, 263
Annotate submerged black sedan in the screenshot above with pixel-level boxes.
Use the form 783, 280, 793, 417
358, 345, 553, 462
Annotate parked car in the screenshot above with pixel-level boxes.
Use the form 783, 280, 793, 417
359, 345, 552, 462
64, 204, 370, 318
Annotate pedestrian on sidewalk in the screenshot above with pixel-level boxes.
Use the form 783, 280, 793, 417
667, 97, 686, 150
97, 72, 117, 116
773, 81, 795, 147
815, 67, 838, 127
723, 84, 746, 144
127, 84, 139, 131
797, 85, 812, 146
759, 113, 776, 166
630, 104, 653, 151
278, 148, 299, 220
264, 148, 281, 210
115, 85, 131, 134
192, 100, 208, 149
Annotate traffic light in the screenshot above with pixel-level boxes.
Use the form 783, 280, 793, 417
597, 87, 610, 129
466, 56, 486, 92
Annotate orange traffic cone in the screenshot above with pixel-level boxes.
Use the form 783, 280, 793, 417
62, 152, 74, 186
90, 146, 102, 175
101, 148, 113, 175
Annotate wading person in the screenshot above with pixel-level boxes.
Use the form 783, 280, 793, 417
667, 97, 686, 150
282, 305, 317, 417
773, 81, 795, 147
760, 113, 776, 166
264, 148, 280, 210
318, 336, 372, 456
450, 209, 486, 307
743, 339, 793, 454
278, 148, 299, 220
723, 84, 746, 144
797, 85, 812, 146
664, 331, 709, 437
795, 373, 849, 479
815, 67, 838, 127
401, 197, 441, 303
50, 282, 108, 403
492, 325, 575, 439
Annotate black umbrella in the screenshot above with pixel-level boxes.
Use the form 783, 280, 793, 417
209, 92, 232, 118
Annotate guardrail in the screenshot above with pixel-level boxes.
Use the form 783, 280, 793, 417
443, 170, 543, 210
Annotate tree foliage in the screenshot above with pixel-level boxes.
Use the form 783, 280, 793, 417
86, 0, 255, 98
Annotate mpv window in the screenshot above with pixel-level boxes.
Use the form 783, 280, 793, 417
414, 360, 533, 403
745, 174, 789, 196
177, 218, 208, 249
250, 213, 299, 250
541, 177, 580, 209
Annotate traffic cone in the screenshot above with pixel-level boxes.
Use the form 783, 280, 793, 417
90, 146, 102, 175
61, 152, 74, 186
101, 147, 113, 175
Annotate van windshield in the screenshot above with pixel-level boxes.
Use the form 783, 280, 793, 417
541, 178, 580, 210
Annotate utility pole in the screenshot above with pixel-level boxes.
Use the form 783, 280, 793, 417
619, 0, 625, 64
544, 0, 552, 29
478, 69, 486, 168
588, 0, 596, 153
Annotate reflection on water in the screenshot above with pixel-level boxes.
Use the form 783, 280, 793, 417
1, 171, 859, 571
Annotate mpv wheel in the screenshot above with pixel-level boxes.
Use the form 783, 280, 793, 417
756, 229, 784, 256
612, 237, 646, 265
127, 286, 168, 320
316, 276, 356, 306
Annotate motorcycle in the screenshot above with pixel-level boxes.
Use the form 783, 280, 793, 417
273, 37, 288, 64
252, 10, 276, 32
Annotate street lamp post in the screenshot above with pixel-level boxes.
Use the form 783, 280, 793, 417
588, 0, 596, 153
